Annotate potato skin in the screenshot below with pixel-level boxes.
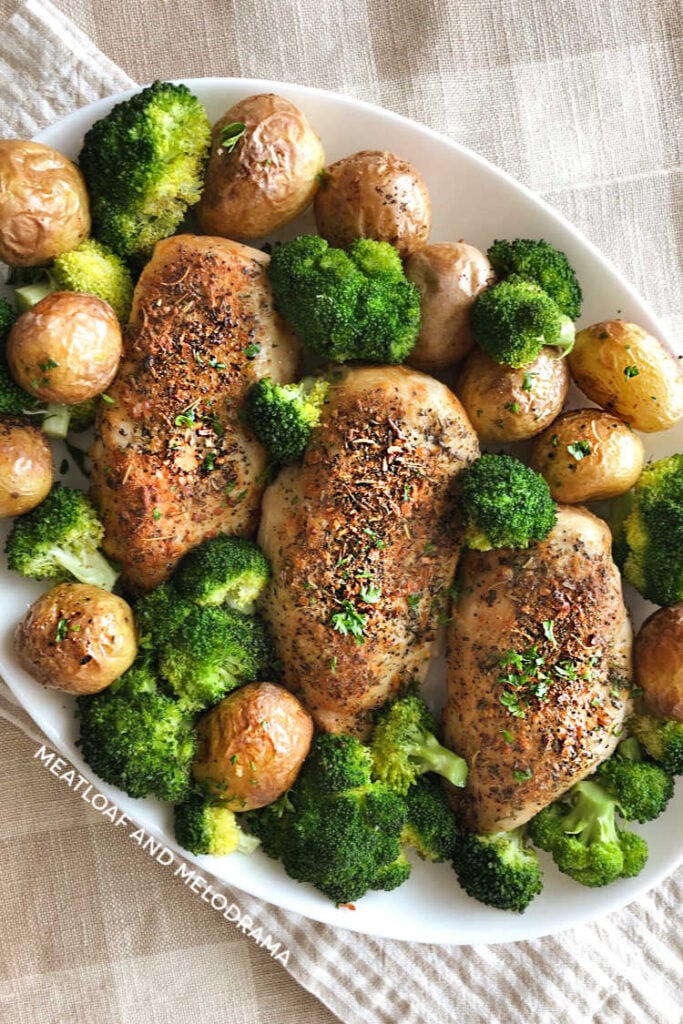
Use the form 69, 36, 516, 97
0, 416, 53, 516
193, 682, 314, 810
7, 292, 122, 404
314, 150, 431, 258
405, 242, 494, 371
635, 604, 683, 720
568, 320, 683, 432
15, 583, 137, 694
0, 140, 90, 266
530, 408, 645, 503
457, 346, 570, 442
198, 93, 325, 240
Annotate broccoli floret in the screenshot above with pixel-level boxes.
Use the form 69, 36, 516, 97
244, 376, 330, 464
630, 714, 683, 775
159, 605, 274, 710
77, 677, 195, 802
471, 275, 575, 368
596, 737, 674, 822
79, 81, 211, 263
0, 297, 39, 416
529, 779, 648, 887
452, 827, 543, 912
5, 484, 118, 590
620, 455, 683, 605
174, 793, 260, 856
487, 238, 582, 320
174, 535, 271, 613
401, 776, 458, 862
370, 692, 468, 795
459, 453, 557, 550
134, 582, 195, 652
267, 235, 421, 364
246, 732, 411, 905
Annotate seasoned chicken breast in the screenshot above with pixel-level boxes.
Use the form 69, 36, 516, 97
90, 234, 299, 592
258, 364, 479, 736
444, 506, 633, 833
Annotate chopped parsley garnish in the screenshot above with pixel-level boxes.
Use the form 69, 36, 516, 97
624, 364, 640, 379
101, 393, 115, 405
522, 372, 537, 391
362, 527, 384, 549
243, 343, 260, 359
38, 358, 59, 371
423, 541, 437, 555
203, 452, 217, 471
220, 121, 246, 152
541, 619, 556, 645
175, 402, 198, 428
567, 440, 591, 461
407, 593, 422, 610
330, 656, 338, 674
330, 601, 368, 644
55, 618, 69, 642
504, 401, 520, 414
152, 509, 162, 521
513, 767, 533, 782
500, 729, 514, 744
359, 583, 382, 604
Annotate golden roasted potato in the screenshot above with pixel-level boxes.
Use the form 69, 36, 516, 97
635, 604, 683, 720
404, 242, 494, 371
530, 408, 645, 503
7, 292, 122, 404
198, 93, 325, 239
0, 140, 90, 266
457, 346, 570, 442
314, 149, 431, 258
568, 320, 683, 432
0, 416, 53, 517
15, 583, 137, 694
193, 682, 314, 811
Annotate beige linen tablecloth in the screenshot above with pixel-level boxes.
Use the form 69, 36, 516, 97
1, 2, 682, 1022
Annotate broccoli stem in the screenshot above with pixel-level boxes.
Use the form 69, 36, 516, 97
554, 315, 576, 357
562, 780, 618, 846
42, 403, 71, 439
615, 737, 641, 762
412, 734, 469, 788
14, 280, 56, 312
52, 545, 118, 591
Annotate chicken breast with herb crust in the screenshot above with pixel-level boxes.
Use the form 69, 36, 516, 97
444, 505, 633, 833
90, 234, 299, 593
258, 364, 480, 736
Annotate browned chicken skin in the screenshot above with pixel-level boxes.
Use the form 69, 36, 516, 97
89, 234, 299, 592
444, 506, 633, 833
258, 364, 479, 736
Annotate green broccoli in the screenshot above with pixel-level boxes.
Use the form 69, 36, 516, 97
173, 535, 271, 613
470, 275, 575, 368
244, 376, 330, 463
528, 779, 648, 887
246, 732, 411, 905
77, 667, 195, 801
5, 484, 118, 590
451, 827, 543, 912
174, 793, 260, 856
487, 238, 582, 320
620, 455, 683, 605
401, 776, 458, 862
159, 605, 274, 710
370, 691, 468, 795
0, 297, 39, 417
267, 235, 421, 364
596, 737, 674, 822
458, 453, 557, 550
133, 582, 195, 652
15, 239, 134, 322
630, 714, 683, 775
79, 81, 211, 263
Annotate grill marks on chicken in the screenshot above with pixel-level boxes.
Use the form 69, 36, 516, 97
89, 234, 299, 592
444, 506, 633, 833
258, 365, 480, 736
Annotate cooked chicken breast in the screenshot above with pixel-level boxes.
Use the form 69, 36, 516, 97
90, 234, 299, 592
444, 506, 633, 833
258, 364, 479, 736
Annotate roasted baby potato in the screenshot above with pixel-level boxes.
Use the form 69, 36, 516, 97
0, 416, 53, 517
635, 604, 683, 720
568, 320, 683, 432
457, 346, 570, 442
0, 139, 90, 266
404, 242, 494, 371
15, 583, 137, 694
530, 408, 645, 503
198, 93, 325, 239
193, 681, 314, 811
7, 291, 122, 404
314, 149, 431, 258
